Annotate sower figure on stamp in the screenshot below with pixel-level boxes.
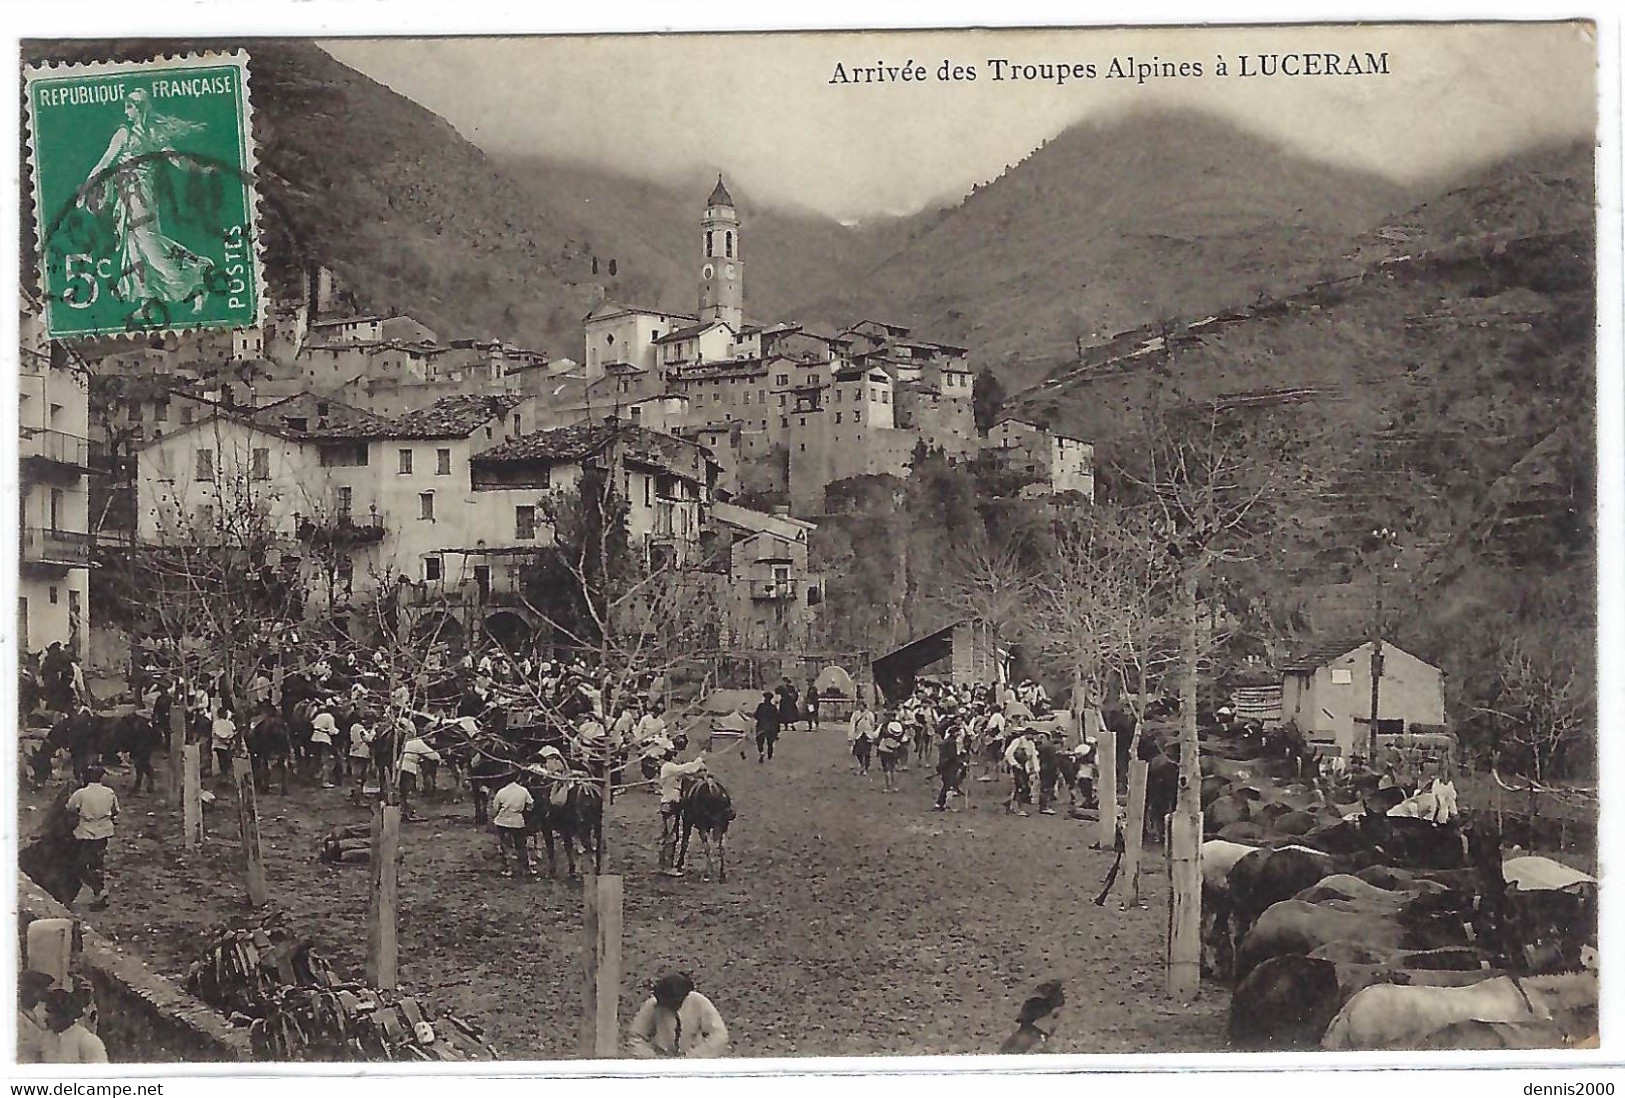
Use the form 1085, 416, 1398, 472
78, 90, 215, 312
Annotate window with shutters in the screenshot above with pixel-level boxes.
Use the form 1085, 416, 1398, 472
424, 556, 442, 582
195, 449, 213, 481
251, 448, 270, 480
419, 492, 435, 520
398, 449, 414, 474
515, 505, 537, 540
436, 448, 451, 476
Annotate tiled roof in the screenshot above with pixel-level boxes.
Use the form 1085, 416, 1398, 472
1280, 638, 1372, 674
385, 394, 528, 439
472, 421, 710, 480
652, 320, 729, 345
245, 392, 397, 440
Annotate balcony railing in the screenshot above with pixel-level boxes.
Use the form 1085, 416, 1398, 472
295, 513, 389, 545
399, 581, 529, 609
21, 429, 92, 473
22, 526, 94, 566
750, 579, 797, 601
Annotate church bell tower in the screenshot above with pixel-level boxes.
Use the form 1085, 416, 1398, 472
698, 175, 743, 331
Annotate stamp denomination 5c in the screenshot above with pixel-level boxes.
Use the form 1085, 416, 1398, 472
25, 51, 263, 340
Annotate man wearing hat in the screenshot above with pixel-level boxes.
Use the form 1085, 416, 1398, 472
36, 987, 107, 1064
65, 765, 118, 910
397, 725, 443, 821
626, 972, 729, 1058
658, 749, 708, 876
535, 745, 572, 807
753, 691, 781, 764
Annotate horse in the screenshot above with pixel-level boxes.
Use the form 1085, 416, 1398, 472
676, 773, 735, 882
528, 776, 604, 879
30, 710, 161, 792
1322, 973, 1599, 1050
19, 783, 83, 905
246, 709, 293, 794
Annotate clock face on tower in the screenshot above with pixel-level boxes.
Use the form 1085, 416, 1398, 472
702, 263, 715, 280
725, 264, 736, 281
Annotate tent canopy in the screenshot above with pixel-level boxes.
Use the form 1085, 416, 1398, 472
711, 710, 752, 734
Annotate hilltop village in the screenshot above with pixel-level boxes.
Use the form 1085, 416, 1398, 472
22, 177, 1092, 657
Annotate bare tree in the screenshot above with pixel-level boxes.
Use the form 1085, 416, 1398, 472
1112, 387, 1316, 997
936, 529, 1037, 656
1479, 633, 1593, 790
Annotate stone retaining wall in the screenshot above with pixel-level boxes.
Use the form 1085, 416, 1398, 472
18, 875, 250, 1062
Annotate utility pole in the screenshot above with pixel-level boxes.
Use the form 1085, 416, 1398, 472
1366, 527, 1399, 764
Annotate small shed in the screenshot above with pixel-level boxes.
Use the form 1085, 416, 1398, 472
1280, 637, 1445, 759
871, 619, 1003, 704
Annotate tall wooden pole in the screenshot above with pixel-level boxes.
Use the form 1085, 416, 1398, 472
168, 705, 186, 805
231, 755, 269, 906
1168, 565, 1203, 999
1092, 706, 1117, 851
580, 873, 624, 1058
1367, 637, 1385, 765
1124, 758, 1148, 904
181, 744, 202, 850
367, 801, 401, 989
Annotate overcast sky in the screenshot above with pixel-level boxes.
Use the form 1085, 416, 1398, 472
322, 22, 1596, 223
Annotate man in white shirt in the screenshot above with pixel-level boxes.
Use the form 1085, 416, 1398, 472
66, 765, 119, 910
848, 698, 877, 775
611, 703, 639, 747
634, 704, 667, 748
309, 711, 337, 788
210, 709, 238, 782
1003, 729, 1040, 817
490, 773, 535, 879
625, 973, 728, 1059
398, 733, 443, 821
657, 753, 708, 877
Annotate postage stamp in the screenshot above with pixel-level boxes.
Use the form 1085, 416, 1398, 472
24, 51, 263, 340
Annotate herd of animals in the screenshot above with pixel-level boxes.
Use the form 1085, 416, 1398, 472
1179, 725, 1599, 1051
21, 662, 736, 899
19, 666, 1598, 1054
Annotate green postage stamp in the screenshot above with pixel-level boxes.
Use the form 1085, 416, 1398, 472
25, 51, 263, 339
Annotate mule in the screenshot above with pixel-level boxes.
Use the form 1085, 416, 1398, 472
528, 777, 603, 878
676, 774, 735, 882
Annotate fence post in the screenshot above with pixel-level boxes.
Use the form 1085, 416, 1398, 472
580, 873, 624, 1058
1124, 759, 1148, 905
182, 744, 202, 849
231, 755, 269, 907
168, 706, 186, 805
367, 801, 401, 989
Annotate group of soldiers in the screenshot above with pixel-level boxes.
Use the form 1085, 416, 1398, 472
848, 678, 1100, 816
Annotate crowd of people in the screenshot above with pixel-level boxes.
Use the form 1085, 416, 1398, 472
845, 678, 1100, 818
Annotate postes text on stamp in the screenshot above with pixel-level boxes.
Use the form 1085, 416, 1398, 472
25, 51, 263, 340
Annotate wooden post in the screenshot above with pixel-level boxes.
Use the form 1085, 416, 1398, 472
1168, 804, 1202, 998
367, 801, 401, 989
231, 756, 269, 907
580, 873, 625, 1058
1095, 718, 1118, 851
581, 873, 600, 1058
168, 705, 186, 805
1168, 565, 1203, 1000
182, 744, 202, 849
1124, 758, 1148, 904
26, 917, 75, 987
